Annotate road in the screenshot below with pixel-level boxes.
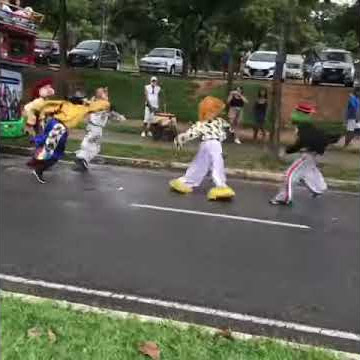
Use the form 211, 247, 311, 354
1, 154, 359, 353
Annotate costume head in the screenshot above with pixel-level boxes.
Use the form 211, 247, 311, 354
31, 78, 54, 99
291, 102, 316, 127
198, 96, 225, 122
95, 87, 109, 101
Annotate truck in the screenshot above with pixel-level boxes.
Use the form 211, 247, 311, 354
0, 2, 43, 137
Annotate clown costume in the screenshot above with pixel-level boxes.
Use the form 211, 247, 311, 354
74, 87, 126, 172
270, 103, 341, 206
169, 96, 235, 200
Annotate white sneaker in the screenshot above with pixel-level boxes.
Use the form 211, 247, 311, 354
147, 131, 153, 137
234, 138, 242, 144
141, 131, 146, 137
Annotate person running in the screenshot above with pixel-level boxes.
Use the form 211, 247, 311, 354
253, 87, 268, 141
169, 96, 235, 201
142, 76, 161, 138
344, 86, 360, 147
227, 86, 248, 144
74, 87, 126, 172
270, 103, 341, 206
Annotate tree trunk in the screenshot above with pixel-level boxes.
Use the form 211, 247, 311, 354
59, 0, 67, 68
59, 0, 68, 97
98, 1, 105, 70
226, 37, 235, 95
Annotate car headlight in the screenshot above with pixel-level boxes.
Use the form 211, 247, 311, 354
313, 63, 323, 73
269, 67, 275, 71
343, 67, 351, 75
160, 61, 167, 66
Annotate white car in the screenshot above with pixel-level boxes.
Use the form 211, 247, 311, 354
139, 48, 183, 75
286, 54, 304, 79
244, 51, 286, 80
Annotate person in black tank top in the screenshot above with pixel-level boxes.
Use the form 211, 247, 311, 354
227, 86, 248, 144
253, 87, 268, 141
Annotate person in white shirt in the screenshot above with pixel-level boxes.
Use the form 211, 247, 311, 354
142, 76, 161, 137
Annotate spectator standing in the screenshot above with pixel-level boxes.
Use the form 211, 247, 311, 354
253, 87, 268, 141
142, 76, 161, 138
227, 86, 248, 144
344, 86, 360, 147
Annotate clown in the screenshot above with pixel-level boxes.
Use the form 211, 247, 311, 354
169, 96, 235, 201
74, 87, 126, 172
270, 102, 341, 206
25, 87, 111, 184
23, 78, 55, 136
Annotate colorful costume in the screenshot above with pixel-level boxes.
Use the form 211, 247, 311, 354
170, 96, 235, 200
75, 109, 125, 170
24, 84, 110, 183
270, 103, 341, 205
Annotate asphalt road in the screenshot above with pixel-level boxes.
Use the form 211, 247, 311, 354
1, 154, 359, 353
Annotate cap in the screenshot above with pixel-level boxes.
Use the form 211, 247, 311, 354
151, 76, 158, 82
31, 78, 53, 99
294, 102, 316, 114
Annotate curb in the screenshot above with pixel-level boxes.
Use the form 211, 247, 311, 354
1, 144, 359, 191
2, 291, 359, 360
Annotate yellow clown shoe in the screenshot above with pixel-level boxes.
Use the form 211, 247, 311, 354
207, 186, 235, 201
169, 178, 193, 194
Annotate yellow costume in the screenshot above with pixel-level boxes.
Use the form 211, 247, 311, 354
170, 96, 235, 201
24, 99, 110, 130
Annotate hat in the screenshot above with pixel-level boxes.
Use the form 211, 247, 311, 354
151, 76, 158, 82
31, 78, 53, 99
198, 96, 225, 122
295, 102, 316, 114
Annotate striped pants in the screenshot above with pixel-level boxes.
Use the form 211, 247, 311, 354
273, 153, 327, 203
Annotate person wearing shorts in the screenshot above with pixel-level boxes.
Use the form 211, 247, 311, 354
345, 87, 360, 147
142, 76, 161, 137
227, 86, 248, 144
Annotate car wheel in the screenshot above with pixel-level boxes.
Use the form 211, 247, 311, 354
169, 66, 175, 75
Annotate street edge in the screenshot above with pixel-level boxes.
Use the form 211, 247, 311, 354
2, 290, 359, 360
1, 144, 359, 191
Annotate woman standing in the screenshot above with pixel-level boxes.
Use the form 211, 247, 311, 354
253, 87, 268, 141
227, 86, 248, 144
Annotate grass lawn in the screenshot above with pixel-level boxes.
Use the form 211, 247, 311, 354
1, 136, 359, 183
1, 295, 337, 360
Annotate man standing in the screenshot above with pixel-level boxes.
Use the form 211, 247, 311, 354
142, 76, 161, 137
344, 86, 360, 147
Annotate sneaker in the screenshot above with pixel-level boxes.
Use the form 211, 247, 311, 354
234, 138, 242, 144
32, 169, 46, 184
141, 131, 146, 137
269, 199, 292, 206
147, 131, 153, 137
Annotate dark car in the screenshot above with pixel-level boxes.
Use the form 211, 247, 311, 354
35, 39, 60, 65
67, 40, 121, 70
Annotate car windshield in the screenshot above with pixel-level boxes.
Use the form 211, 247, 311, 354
250, 53, 277, 62
76, 41, 100, 51
36, 40, 52, 49
320, 52, 352, 63
148, 49, 174, 58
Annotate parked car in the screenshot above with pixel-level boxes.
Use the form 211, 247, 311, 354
139, 48, 183, 75
285, 54, 303, 79
35, 39, 60, 65
67, 40, 121, 70
243, 51, 286, 80
311, 49, 355, 87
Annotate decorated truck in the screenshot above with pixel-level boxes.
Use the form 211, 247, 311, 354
0, 2, 43, 137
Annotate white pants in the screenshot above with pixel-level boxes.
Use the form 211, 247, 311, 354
76, 123, 103, 164
274, 153, 327, 202
180, 140, 227, 188
144, 106, 158, 124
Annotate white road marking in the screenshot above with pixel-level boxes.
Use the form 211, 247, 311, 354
1, 273, 358, 342
131, 203, 311, 230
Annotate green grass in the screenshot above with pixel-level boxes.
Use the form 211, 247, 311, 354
1, 296, 337, 360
